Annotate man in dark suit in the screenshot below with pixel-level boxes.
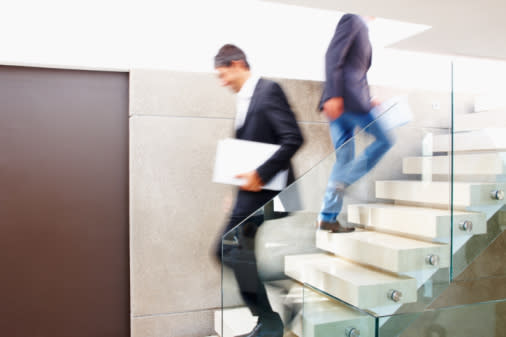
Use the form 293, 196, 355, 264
214, 44, 303, 337
318, 14, 394, 232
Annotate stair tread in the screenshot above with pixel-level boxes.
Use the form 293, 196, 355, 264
454, 111, 506, 131
286, 253, 413, 285
376, 180, 506, 208
302, 299, 372, 323
214, 308, 257, 337
347, 203, 487, 240
433, 128, 506, 152
215, 301, 370, 337
348, 202, 471, 215
404, 153, 506, 159
403, 153, 506, 175
316, 230, 450, 273
285, 254, 417, 308
319, 229, 448, 249
378, 180, 504, 186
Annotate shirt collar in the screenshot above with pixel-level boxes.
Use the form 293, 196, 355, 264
237, 74, 260, 99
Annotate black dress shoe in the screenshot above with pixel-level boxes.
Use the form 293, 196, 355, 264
317, 219, 355, 233
237, 314, 284, 337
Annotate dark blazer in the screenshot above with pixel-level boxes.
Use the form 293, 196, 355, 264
319, 13, 372, 114
232, 78, 303, 217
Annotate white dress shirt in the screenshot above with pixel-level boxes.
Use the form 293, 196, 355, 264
235, 75, 260, 130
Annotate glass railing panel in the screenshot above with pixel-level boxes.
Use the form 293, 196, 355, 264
450, 58, 506, 282
302, 284, 377, 337
339, 124, 454, 318
378, 299, 506, 337
220, 98, 453, 335
220, 199, 321, 337
219, 168, 330, 336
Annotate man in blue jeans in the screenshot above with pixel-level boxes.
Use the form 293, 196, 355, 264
318, 13, 394, 232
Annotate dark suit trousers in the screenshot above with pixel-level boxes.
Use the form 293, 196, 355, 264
216, 210, 276, 319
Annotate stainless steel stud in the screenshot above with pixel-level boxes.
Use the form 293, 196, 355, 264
388, 290, 402, 302
345, 327, 360, 337
490, 189, 504, 200
426, 254, 440, 266
459, 220, 473, 232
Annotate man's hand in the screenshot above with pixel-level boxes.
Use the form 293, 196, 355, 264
371, 97, 382, 108
323, 97, 344, 121
236, 170, 264, 192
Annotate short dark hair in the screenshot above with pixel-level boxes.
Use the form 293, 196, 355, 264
214, 44, 250, 69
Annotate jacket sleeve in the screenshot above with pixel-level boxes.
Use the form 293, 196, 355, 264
256, 82, 304, 184
324, 14, 362, 100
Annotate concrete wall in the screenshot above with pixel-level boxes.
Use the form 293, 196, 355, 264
129, 70, 335, 337
129, 69, 468, 336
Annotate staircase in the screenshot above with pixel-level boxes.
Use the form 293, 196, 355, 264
216, 109, 506, 336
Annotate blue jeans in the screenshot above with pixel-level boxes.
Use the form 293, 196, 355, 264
319, 110, 394, 222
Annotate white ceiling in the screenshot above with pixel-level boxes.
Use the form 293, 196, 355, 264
264, 0, 506, 60
1, 0, 505, 91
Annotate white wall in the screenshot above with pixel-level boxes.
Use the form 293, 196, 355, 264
2, 0, 505, 93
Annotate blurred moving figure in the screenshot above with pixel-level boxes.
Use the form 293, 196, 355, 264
318, 14, 394, 232
213, 44, 303, 337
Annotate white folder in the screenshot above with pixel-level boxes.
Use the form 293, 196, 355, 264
372, 95, 412, 131
213, 138, 288, 191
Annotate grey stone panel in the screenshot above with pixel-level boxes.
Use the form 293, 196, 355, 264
130, 116, 234, 315
274, 78, 327, 123
131, 310, 215, 337
130, 70, 235, 118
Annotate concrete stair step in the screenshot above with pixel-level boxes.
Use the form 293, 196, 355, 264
316, 229, 450, 273
347, 203, 486, 240
302, 297, 376, 337
433, 128, 506, 152
285, 253, 417, 309
454, 111, 506, 132
214, 296, 374, 337
214, 282, 310, 337
214, 308, 257, 337
375, 180, 506, 208
403, 153, 506, 175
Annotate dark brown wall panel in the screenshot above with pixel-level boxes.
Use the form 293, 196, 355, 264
0, 66, 129, 337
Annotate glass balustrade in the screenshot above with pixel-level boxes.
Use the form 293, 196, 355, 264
218, 58, 506, 337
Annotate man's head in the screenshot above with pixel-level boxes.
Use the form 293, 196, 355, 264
214, 44, 251, 93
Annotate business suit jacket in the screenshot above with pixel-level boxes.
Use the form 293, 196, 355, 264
232, 78, 303, 218
319, 13, 372, 114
